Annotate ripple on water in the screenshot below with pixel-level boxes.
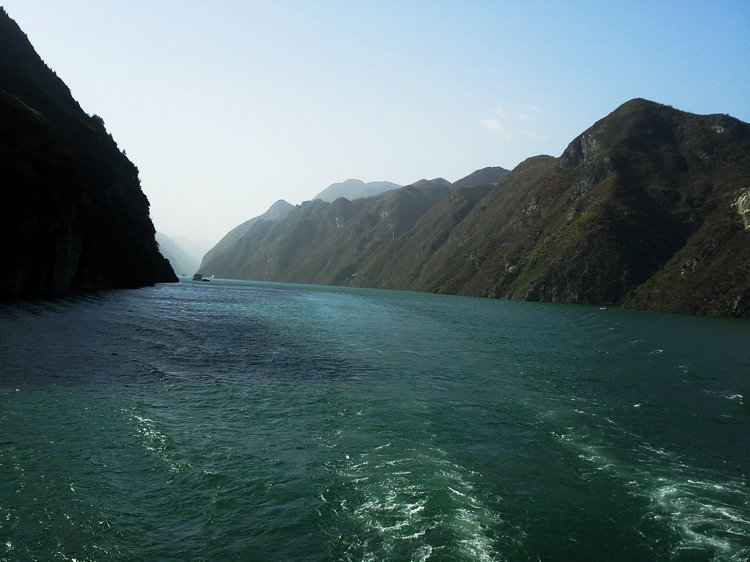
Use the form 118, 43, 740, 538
2, 280, 748, 561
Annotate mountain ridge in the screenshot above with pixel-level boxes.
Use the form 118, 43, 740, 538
198, 169, 510, 284
313, 178, 402, 202
358, 98, 749, 317
201, 99, 749, 317
156, 233, 209, 277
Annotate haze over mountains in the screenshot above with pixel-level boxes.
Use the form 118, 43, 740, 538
198, 168, 508, 281
313, 179, 402, 203
200, 101, 749, 317
1, 9, 176, 297
155, 233, 213, 278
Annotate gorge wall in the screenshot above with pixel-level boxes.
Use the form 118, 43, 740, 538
0, 9, 176, 297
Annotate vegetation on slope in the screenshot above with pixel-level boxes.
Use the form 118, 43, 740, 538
202, 99, 749, 317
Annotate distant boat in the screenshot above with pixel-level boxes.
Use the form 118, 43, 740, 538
192, 273, 210, 282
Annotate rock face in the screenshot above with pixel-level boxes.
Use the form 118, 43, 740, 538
204, 99, 749, 317
0, 9, 176, 297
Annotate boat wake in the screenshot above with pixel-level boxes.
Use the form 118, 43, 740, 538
549, 406, 750, 560
317, 438, 514, 561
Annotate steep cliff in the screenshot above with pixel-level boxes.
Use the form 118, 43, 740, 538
0, 9, 176, 297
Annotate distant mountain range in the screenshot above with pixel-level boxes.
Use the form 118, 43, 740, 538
1, 9, 176, 297
198, 169, 510, 286
155, 233, 213, 277
313, 178, 402, 202
200, 100, 749, 317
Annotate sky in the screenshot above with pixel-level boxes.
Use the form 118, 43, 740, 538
3, 1, 749, 245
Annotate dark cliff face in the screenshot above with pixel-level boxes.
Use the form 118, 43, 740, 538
0, 9, 176, 298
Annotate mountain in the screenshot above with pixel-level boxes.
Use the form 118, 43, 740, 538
199, 178, 458, 283
352, 99, 750, 317
155, 233, 204, 276
202, 99, 748, 317
313, 178, 401, 202
198, 200, 295, 275
170, 236, 214, 264
0, 9, 176, 297
200, 169, 509, 284
451, 166, 510, 189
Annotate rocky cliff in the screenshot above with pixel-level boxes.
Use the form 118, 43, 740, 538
0, 9, 176, 297
203, 99, 749, 317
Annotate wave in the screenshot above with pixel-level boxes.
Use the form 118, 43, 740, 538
549, 406, 750, 560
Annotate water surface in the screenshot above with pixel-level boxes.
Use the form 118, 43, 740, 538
1, 280, 748, 560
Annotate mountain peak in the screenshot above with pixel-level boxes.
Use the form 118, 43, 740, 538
453, 167, 511, 189
410, 178, 452, 189
265, 199, 294, 220
560, 98, 672, 167
313, 179, 401, 202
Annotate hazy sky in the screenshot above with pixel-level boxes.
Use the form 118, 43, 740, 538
4, 1, 749, 244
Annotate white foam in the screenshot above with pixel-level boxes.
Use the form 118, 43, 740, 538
550, 415, 750, 560
410, 544, 432, 561
322, 441, 505, 561
650, 476, 750, 558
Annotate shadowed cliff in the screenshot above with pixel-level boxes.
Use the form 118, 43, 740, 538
0, 9, 176, 297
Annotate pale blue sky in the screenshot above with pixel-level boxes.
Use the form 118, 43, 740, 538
4, 1, 749, 243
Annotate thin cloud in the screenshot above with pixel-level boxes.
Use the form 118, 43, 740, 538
481, 117, 503, 132
481, 105, 546, 140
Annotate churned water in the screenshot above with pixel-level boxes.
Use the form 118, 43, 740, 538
0, 279, 748, 561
